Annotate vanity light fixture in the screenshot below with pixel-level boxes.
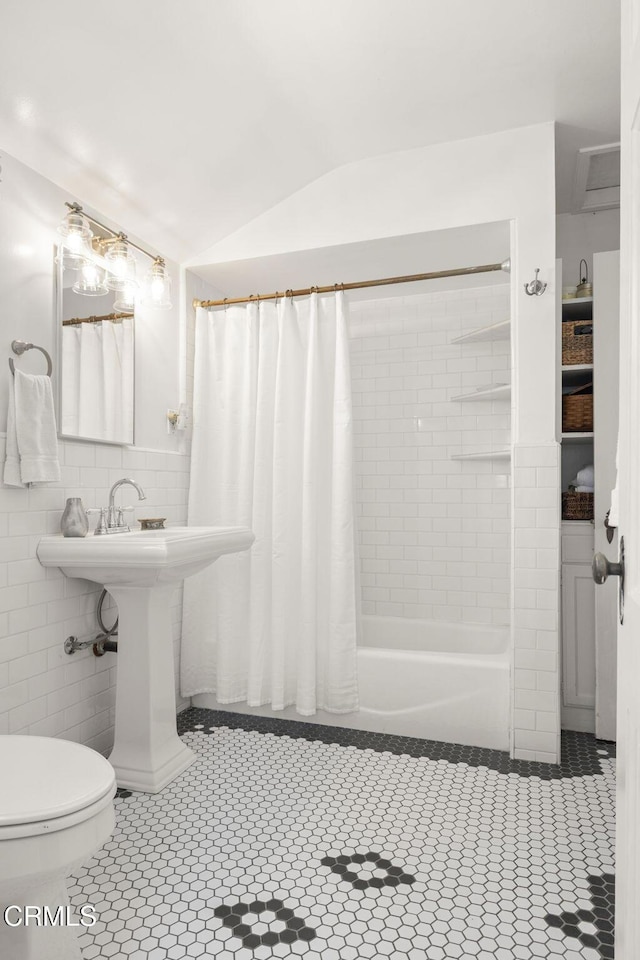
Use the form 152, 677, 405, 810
56, 206, 93, 270
72, 258, 109, 297
104, 235, 138, 292
113, 280, 138, 312
57, 202, 172, 310
142, 257, 172, 310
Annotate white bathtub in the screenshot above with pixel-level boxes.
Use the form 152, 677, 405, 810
354, 615, 511, 751
193, 615, 511, 752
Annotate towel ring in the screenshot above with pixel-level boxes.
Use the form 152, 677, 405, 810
8, 340, 53, 377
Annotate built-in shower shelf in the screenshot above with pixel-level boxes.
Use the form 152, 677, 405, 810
452, 383, 511, 402
451, 449, 511, 461
451, 319, 510, 344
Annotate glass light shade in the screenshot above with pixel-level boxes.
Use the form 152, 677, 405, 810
72, 258, 109, 296
58, 208, 92, 240
105, 237, 138, 292
142, 258, 172, 310
56, 209, 93, 271
55, 240, 90, 271
113, 280, 137, 312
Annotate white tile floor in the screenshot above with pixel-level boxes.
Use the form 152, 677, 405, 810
69, 710, 616, 960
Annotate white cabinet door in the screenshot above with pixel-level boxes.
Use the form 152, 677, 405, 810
561, 562, 596, 709
593, 250, 619, 741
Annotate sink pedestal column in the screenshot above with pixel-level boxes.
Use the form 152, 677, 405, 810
106, 584, 195, 792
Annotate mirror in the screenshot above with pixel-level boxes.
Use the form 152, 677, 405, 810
56, 251, 135, 445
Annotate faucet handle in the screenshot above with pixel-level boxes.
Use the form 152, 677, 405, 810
87, 507, 108, 535
117, 505, 136, 530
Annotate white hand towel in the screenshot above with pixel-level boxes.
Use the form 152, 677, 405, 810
609, 439, 619, 528
3, 369, 61, 486
3, 378, 23, 487
576, 464, 594, 487
574, 485, 594, 493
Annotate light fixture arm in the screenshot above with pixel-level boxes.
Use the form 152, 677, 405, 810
64, 201, 162, 266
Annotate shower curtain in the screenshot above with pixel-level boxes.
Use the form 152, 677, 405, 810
181, 292, 359, 715
61, 318, 134, 442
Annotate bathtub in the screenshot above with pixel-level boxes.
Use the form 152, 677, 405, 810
193, 615, 511, 753
354, 615, 510, 751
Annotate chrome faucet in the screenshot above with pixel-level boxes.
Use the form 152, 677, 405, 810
94, 477, 147, 535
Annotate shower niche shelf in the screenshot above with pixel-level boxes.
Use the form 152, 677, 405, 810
451, 449, 511, 461
451, 383, 511, 402
451, 319, 510, 344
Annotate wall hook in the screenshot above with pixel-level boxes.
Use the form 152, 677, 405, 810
524, 268, 547, 297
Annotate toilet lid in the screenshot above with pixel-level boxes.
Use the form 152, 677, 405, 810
0, 736, 116, 826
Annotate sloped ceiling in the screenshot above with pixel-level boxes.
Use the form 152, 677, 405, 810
0, 0, 620, 263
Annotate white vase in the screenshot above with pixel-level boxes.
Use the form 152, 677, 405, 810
60, 498, 89, 538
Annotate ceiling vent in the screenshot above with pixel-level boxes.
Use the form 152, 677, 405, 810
572, 142, 621, 213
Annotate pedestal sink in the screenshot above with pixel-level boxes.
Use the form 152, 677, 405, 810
38, 526, 254, 792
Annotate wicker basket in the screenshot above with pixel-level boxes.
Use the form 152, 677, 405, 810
562, 391, 593, 432
562, 320, 593, 365
562, 492, 594, 521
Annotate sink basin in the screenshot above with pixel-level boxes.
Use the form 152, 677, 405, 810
37, 525, 254, 587
37, 524, 254, 794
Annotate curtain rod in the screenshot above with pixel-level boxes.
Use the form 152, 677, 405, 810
192, 259, 511, 309
62, 312, 134, 326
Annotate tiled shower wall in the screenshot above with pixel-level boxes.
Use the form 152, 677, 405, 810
349, 284, 511, 626
0, 439, 190, 755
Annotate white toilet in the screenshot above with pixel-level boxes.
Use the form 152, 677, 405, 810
0, 736, 116, 960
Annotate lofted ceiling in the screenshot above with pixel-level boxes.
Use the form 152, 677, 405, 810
0, 1, 620, 265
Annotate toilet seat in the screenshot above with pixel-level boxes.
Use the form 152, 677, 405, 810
0, 736, 116, 840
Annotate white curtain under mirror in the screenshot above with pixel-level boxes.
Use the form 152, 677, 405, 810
57, 254, 135, 445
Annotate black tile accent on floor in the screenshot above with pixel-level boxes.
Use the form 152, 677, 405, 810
214, 898, 317, 949
545, 872, 615, 959
320, 851, 416, 890
178, 706, 616, 779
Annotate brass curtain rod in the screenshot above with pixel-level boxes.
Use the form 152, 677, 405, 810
192, 259, 511, 309
62, 312, 134, 326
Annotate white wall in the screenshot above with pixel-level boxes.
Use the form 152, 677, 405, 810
0, 150, 192, 752
351, 284, 511, 627
191, 123, 560, 762
556, 209, 620, 281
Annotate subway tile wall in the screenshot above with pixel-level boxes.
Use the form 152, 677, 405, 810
512, 443, 561, 763
349, 284, 511, 627
0, 438, 190, 755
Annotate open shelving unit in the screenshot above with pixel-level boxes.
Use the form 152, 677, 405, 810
450, 319, 510, 344
449, 317, 511, 462
451, 450, 511, 462
560, 296, 594, 499
451, 383, 511, 402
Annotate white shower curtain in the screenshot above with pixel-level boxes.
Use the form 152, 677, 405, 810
181, 292, 359, 715
61, 318, 134, 443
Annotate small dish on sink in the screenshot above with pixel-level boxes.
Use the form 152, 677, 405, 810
139, 518, 166, 530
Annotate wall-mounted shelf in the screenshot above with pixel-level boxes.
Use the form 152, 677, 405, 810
561, 363, 593, 374
451, 383, 511, 402
451, 319, 510, 344
561, 297, 593, 321
561, 432, 594, 443
451, 449, 511, 461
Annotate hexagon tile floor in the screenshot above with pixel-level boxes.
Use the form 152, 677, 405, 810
68, 708, 616, 960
